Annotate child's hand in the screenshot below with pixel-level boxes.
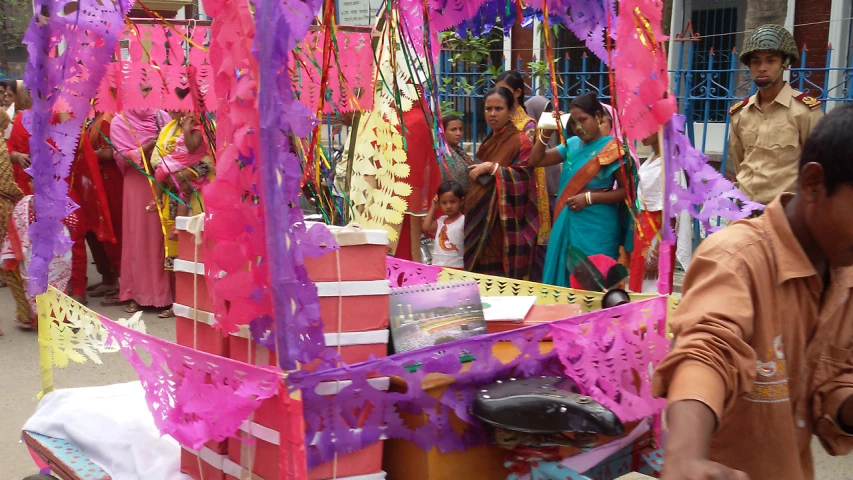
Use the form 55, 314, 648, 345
432, 195, 439, 208
180, 114, 197, 131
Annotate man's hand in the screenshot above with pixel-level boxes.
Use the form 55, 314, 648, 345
662, 400, 749, 480
662, 459, 750, 480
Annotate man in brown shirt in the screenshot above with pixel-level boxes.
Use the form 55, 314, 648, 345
728, 24, 824, 205
654, 105, 853, 479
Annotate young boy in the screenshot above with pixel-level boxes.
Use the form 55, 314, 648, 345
728, 24, 824, 206
654, 105, 853, 479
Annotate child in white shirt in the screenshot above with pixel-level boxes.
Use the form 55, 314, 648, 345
421, 180, 465, 268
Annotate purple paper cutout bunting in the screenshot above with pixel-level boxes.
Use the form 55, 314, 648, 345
23, 0, 133, 295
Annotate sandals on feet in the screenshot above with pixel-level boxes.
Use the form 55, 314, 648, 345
101, 295, 127, 307
89, 284, 119, 298
15, 315, 36, 330
124, 301, 141, 314
158, 308, 175, 319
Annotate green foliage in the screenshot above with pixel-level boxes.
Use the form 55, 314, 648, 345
439, 30, 501, 68
439, 100, 464, 118
0, 0, 30, 71
527, 59, 558, 93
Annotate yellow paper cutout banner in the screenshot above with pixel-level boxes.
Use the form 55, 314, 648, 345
436, 268, 680, 313
345, 21, 434, 245
36, 287, 147, 400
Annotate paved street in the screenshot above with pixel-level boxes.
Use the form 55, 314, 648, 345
1, 263, 853, 478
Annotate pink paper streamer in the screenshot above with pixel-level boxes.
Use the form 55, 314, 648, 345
655, 241, 673, 294
550, 295, 670, 423
99, 315, 281, 450
613, 0, 676, 142
290, 30, 376, 114
386, 256, 443, 287
200, 0, 273, 336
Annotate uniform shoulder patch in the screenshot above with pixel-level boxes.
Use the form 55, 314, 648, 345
794, 92, 822, 110
729, 96, 750, 115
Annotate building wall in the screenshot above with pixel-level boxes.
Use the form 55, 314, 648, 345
793, 0, 832, 92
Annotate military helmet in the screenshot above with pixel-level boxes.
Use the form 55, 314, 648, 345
739, 24, 799, 66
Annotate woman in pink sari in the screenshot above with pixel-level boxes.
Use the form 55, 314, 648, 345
109, 109, 173, 314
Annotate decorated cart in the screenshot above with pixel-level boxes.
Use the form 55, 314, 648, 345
17, 0, 761, 478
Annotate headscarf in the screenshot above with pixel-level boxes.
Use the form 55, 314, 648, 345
110, 109, 167, 171
601, 103, 638, 164
525, 96, 562, 197
524, 96, 550, 124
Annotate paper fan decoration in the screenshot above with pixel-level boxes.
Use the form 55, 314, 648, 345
567, 247, 628, 292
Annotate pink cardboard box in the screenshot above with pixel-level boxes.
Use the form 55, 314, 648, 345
230, 329, 389, 372
174, 303, 229, 359
228, 429, 384, 480
175, 268, 390, 335
176, 215, 206, 264
303, 223, 388, 283
180, 446, 226, 480
174, 259, 214, 313
316, 280, 390, 332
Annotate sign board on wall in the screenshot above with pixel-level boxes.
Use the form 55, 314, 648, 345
337, 0, 383, 26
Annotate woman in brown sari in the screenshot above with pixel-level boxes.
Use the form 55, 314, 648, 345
464, 87, 540, 279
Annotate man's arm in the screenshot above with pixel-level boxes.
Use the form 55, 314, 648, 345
653, 234, 758, 479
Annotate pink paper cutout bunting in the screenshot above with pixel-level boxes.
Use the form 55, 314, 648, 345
550, 295, 670, 422
613, 0, 676, 142
99, 315, 282, 450
290, 29, 376, 114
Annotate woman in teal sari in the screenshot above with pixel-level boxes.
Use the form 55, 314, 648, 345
530, 93, 633, 287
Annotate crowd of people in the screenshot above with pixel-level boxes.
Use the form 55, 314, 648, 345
0, 80, 214, 333
423, 72, 691, 293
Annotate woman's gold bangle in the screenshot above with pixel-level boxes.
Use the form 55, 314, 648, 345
538, 133, 550, 146
585, 191, 592, 205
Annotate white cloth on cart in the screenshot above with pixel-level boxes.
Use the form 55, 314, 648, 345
22, 381, 191, 480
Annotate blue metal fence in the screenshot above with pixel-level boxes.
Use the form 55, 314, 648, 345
437, 44, 853, 168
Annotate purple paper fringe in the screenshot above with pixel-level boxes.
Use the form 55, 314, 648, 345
663, 115, 763, 240
22, 0, 132, 295
289, 298, 665, 468
254, 0, 336, 370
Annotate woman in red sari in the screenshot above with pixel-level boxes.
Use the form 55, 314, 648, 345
5, 86, 99, 304
84, 113, 123, 302
394, 102, 442, 261
7, 82, 33, 195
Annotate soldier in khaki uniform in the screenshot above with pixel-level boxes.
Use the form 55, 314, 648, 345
728, 24, 824, 205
